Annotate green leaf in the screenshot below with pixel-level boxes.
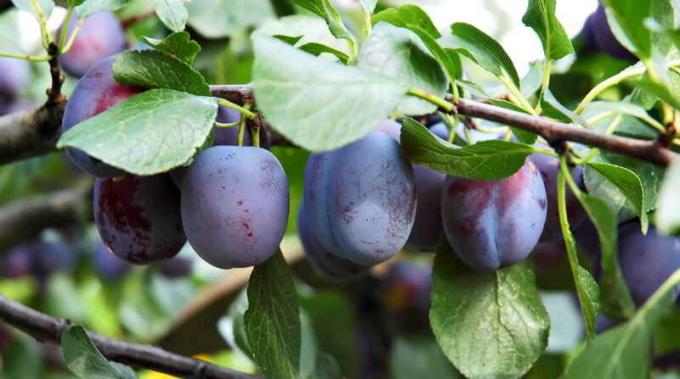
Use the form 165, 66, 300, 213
602, 0, 674, 59
657, 159, 680, 235
390, 335, 461, 379
113, 50, 210, 96
430, 242, 550, 378
57, 89, 218, 175
584, 101, 663, 131
289, 0, 355, 49
372, 4, 440, 39
358, 0, 377, 14
61, 326, 137, 379
186, 0, 276, 38
358, 22, 448, 115
564, 268, 680, 378
448, 22, 520, 86
488, 99, 538, 144
76, 0, 127, 18
522, 0, 574, 60
11, 0, 54, 17
406, 25, 462, 84
401, 118, 534, 180
245, 250, 301, 379
252, 36, 406, 151
255, 15, 349, 55
143, 31, 200, 65
298, 42, 349, 63
154, 0, 187, 32
575, 192, 635, 321
630, 77, 680, 111
586, 162, 648, 232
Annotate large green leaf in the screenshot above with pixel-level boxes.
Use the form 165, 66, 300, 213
563, 268, 680, 378
61, 326, 136, 379
430, 242, 550, 378
255, 15, 349, 55
400, 118, 534, 180
186, 0, 276, 38
358, 22, 447, 115
602, 0, 674, 59
113, 50, 210, 96
252, 36, 406, 151
57, 89, 218, 175
390, 335, 461, 379
245, 250, 301, 379
447, 22, 520, 86
522, 0, 574, 60
657, 159, 680, 235
289, 0, 355, 48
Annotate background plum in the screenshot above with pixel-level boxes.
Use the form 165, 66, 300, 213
2, 245, 35, 278
181, 146, 289, 268
61, 56, 142, 177
1, 241, 75, 279
303, 131, 417, 265
529, 153, 586, 242
442, 161, 547, 271
380, 260, 431, 316
0, 57, 29, 106
158, 256, 194, 279
94, 174, 185, 264
213, 106, 249, 146
586, 5, 635, 61
91, 242, 131, 281
298, 206, 370, 280
618, 222, 680, 307
58, 12, 127, 78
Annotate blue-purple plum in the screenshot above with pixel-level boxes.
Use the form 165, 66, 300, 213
31, 241, 76, 277
181, 146, 289, 268
298, 206, 370, 280
441, 161, 547, 271
158, 256, 193, 279
213, 106, 249, 146
59, 12, 127, 78
0, 57, 29, 103
380, 260, 431, 315
303, 132, 417, 265
588, 5, 636, 61
92, 242, 131, 280
61, 57, 142, 177
1, 245, 34, 278
429, 122, 448, 140
94, 174, 185, 264
374, 119, 402, 141
529, 154, 586, 242
618, 223, 680, 307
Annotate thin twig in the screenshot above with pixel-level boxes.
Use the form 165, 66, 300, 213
0, 295, 260, 379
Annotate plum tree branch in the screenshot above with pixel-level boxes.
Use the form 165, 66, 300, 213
0, 294, 260, 379
0, 180, 92, 251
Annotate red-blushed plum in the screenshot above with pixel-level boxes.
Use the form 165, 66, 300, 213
303, 131, 417, 265
92, 242, 131, 280
58, 12, 127, 78
298, 206, 370, 280
618, 222, 680, 307
181, 146, 289, 268
61, 57, 142, 177
529, 153, 586, 242
94, 174, 185, 264
441, 161, 547, 271
0, 57, 29, 103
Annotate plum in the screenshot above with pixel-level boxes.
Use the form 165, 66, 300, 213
92, 242, 131, 280
588, 5, 636, 61
213, 106, 249, 146
32, 241, 76, 277
1, 245, 34, 278
59, 11, 127, 78
158, 256, 194, 279
0, 57, 29, 103
442, 161, 547, 271
181, 146, 289, 268
94, 174, 185, 264
61, 56, 142, 177
618, 223, 680, 307
303, 131, 417, 265
298, 206, 370, 280
380, 260, 431, 314
529, 154, 586, 243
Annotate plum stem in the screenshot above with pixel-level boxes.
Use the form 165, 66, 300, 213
218, 98, 256, 120
58, 6, 75, 52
